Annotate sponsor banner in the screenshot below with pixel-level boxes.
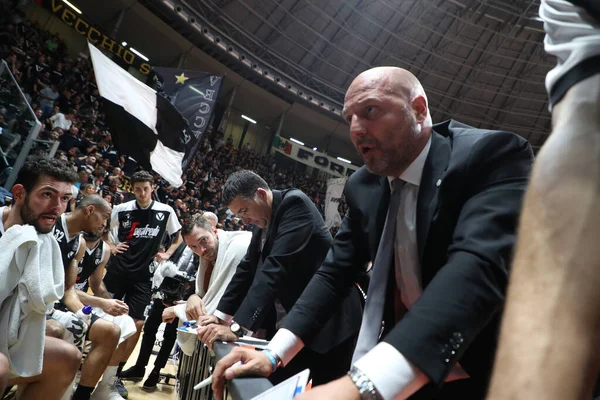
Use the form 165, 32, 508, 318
38, 0, 151, 75
325, 178, 345, 229
272, 135, 357, 178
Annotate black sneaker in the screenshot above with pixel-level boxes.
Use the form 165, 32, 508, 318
142, 371, 160, 390
120, 366, 145, 381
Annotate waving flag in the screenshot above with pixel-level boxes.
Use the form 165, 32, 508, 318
154, 67, 223, 170
88, 42, 188, 187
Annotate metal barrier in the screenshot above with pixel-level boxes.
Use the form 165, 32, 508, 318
177, 339, 215, 400
177, 340, 273, 400
0, 60, 46, 189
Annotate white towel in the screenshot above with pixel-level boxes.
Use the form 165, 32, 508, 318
93, 309, 137, 345
152, 260, 179, 291
0, 224, 65, 377
175, 230, 251, 355
174, 230, 251, 321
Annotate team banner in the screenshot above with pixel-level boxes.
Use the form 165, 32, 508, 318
272, 135, 357, 178
325, 178, 345, 228
154, 68, 223, 170
36, 0, 151, 75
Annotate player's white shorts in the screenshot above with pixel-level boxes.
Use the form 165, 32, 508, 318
541, 0, 600, 107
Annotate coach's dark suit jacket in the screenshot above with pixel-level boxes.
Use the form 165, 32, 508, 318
217, 188, 363, 353
283, 120, 534, 397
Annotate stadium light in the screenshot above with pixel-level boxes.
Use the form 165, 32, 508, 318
241, 115, 256, 124
337, 157, 352, 164
62, 0, 82, 14
130, 47, 149, 62
290, 138, 304, 146
121, 41, 128, 47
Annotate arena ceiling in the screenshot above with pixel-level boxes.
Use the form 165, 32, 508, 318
78, 0, 553, 163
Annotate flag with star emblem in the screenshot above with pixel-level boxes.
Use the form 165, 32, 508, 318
88, 42, 188, 187
153, 67, 223, 170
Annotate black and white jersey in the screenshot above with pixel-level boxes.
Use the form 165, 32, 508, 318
109, 200, 181, 279
52, 214, 82, 269
76, 240, 107, 292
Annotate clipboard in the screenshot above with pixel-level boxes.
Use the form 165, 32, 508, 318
250, 369, 310, 400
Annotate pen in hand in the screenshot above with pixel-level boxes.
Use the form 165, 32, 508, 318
193, 360, 243, 390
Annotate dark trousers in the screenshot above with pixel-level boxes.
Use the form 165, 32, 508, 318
135, 301, 178, 371
269, 333, 357, 387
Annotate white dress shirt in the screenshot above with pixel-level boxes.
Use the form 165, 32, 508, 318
269, 135, 468, 399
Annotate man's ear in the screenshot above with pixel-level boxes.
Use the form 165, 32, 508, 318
256, 188, 268, 201
11, 184, 25, 204
87, 205, 95, 216
412, 95, 428, 124
212, 226, 218, 236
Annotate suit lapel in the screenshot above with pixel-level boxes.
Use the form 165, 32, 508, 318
417, 130, 451, 260
262, 190, 282, 259
247, 226, 263, 269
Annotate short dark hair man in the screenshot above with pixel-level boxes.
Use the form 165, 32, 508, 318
198, 170, 363, 386
50, 194, 127, 400
121, 214, 248, 389
0, 156, 81, 399
103, 170, 183, 393
178, 214, 251, 322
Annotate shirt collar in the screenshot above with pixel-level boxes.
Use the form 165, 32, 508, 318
388, 134, 432, 187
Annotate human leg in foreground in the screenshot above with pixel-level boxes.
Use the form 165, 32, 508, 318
74, 318, 120, 399
487, 2, 600, 397
8, 337, 81, 400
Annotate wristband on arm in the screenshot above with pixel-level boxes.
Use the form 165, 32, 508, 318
262, 349, 283, 373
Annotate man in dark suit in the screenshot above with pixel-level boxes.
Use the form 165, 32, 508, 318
210, 67, 533, 400
196, 170, 363, 385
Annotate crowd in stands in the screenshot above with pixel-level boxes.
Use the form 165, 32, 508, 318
0, 0, 334, 232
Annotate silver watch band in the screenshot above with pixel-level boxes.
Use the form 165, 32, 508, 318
348, 366, 383, 400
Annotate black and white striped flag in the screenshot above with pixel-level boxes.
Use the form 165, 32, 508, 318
88, 42, 188, 187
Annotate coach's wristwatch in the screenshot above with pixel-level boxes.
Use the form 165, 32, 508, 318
348, 366, 383, 400
229, 320, 245, 338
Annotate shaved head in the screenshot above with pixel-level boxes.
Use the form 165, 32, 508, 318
77, 194, 111, 213
343, 67, 432, 177
75, 194, 112, 237
345, 67, 426, 106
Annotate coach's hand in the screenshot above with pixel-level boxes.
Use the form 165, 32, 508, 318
101, 299, 129, 316
212, 347, 272, 400
185, 294, 206, 321
197, 324, 237, 350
